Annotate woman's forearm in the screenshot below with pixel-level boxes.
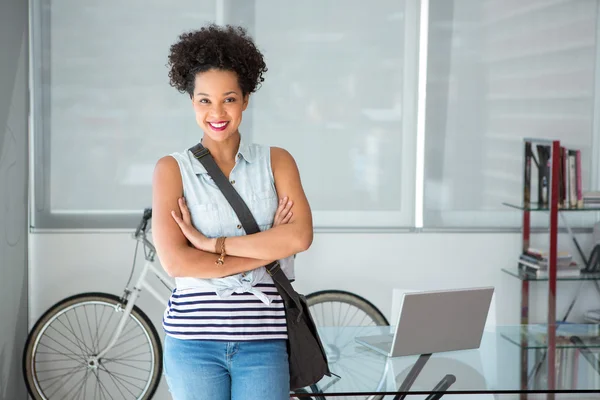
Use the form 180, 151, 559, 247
210, 223, 312, 260
162, 244, 273, 279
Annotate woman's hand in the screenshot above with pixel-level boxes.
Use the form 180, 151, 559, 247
171, 197, 215, 252
273, 196, 293, 227
172, 195, 293, 253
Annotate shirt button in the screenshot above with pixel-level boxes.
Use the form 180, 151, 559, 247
237, 224, 242, 229
230, 179, 235, 184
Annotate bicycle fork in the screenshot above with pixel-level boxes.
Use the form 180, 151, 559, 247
94, 260, 174, 361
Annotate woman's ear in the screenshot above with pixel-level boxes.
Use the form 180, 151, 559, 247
242, 94, 250, 111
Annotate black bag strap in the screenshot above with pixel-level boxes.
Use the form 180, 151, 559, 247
190, 143, 302, 310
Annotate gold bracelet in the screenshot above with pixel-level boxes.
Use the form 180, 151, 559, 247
215, 237, 226, 265
215, 237, 224, 254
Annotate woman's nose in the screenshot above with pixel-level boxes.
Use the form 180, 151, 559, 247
210, 103, 226, 118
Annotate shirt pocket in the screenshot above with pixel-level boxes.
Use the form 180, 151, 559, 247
188, 203, 222, 238
251, 190, 278, 231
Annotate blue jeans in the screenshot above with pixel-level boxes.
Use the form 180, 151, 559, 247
163, 335, 290, 400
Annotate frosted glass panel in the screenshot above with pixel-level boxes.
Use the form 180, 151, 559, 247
37, 0, 216, 229
423, 0, 599, 228
33, 0, 415, 229
251, 0, 410, 228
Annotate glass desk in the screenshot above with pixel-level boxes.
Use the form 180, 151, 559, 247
295, 325, 600, 398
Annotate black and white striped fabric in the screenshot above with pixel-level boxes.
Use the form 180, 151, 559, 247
162, 283, 288, 341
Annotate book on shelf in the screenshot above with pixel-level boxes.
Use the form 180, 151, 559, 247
518, 249, 581, 278
524, 142, 532, 208
532, 143, 583, 209
575, 149, 583, 208
525, 247, 572, 261
584, 309, 600, 323
583, 191, 600, 205
536, 144, 550, 207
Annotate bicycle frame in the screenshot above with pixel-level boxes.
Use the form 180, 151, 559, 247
96, 230, 174, 360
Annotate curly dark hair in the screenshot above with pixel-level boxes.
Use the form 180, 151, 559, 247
167, 24, 267, 97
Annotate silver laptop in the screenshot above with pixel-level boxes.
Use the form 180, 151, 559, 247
355, 287, 494, 357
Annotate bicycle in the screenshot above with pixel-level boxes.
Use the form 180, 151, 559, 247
23, 208, 168, 399
23, 208, 390, 400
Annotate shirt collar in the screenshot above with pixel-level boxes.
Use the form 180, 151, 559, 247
189, 136, 254, 175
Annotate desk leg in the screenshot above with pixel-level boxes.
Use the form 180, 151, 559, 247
422, 374, 457, 400
392, 354, 456, 400
309, 385, 325, 400
393, 353, 432, 400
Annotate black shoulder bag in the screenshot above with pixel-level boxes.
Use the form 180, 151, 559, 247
190, 143, 332, 390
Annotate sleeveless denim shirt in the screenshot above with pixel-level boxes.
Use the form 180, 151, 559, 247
168, 137, 295, 305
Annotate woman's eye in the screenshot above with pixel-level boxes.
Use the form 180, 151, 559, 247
199, 99, 209, 104
225, 98, 235, 103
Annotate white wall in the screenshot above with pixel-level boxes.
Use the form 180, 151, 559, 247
29, 230, 600, 399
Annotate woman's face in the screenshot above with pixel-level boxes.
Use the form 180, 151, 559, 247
192, 69, 249, 142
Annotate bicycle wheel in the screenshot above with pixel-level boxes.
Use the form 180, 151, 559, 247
306, 290, 389, 400
23, 292, 162, 400
307, 290, 389, 328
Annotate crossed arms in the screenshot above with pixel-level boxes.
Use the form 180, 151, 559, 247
151, 147, 312, 279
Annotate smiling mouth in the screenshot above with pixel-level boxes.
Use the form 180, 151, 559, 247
208, 121, 229, 131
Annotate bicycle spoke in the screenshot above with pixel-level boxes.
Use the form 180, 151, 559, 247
102, 349, 151, 362
106, 340, 150, 360
330, 301, 334, 326
36, 356, 79, 363
60, 369, 88, 400
83, 305, 97, 354
114, 321, 140, 344
106, 327, 143, 353
37, 365, 87, 374
99, 364, 147, 393
81, 368, 89, 400
93, 369, 99, 400
336, 301, 343, 327
63, 311, 95, 355
100, 366, 133, 400
37, 339, 86, 364
38, 363, 86, 386
93, 368, 115, 400
100, 366, 149, 387
43, 364, 87, 399
56, 314, 90, 355
71, 369, 90, 400
342, 302, 362, 326
48, 321, 92, 357
95, 306, 117, 352
332, 307, 362, 348
101, 358, 152, 374
93, 304, 100, 353
337, 320, 371, 350
339, 301, 354, 327
314, 303, 323, 326
99, 319, 138, 356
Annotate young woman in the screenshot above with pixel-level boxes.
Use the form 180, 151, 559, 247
151, 24, 313, 400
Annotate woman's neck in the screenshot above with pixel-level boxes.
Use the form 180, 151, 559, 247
201, 132, 240, 165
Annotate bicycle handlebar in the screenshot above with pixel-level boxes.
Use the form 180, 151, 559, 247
134, 207, 153, 237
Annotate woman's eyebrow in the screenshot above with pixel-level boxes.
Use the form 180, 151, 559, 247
195, 91, 239, 96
